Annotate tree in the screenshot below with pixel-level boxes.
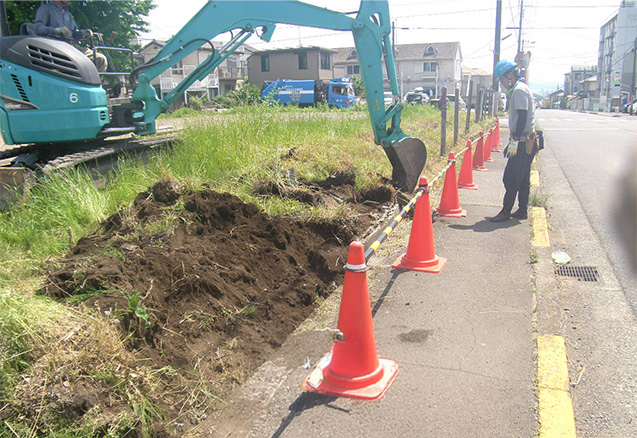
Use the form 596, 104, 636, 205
4, 1, 155, 48
351, 75, 365, 99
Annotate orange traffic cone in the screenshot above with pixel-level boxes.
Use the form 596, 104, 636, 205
458, 141, 478, 190
302, 241, 399, 400
436, 153, 467, 217
492, 119, 502, 152
392, 178, 447, 273
473, 132, 487, 171
484, 129, 494, 162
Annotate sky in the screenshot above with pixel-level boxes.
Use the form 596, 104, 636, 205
140, 0, 627, 95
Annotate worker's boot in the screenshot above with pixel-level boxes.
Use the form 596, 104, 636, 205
511, 208, 528, 219
489, 209, 511, 223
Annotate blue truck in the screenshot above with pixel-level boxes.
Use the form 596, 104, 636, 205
261, 78, 357, 109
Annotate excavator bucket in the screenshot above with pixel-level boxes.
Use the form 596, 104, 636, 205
382, 137, 427, 192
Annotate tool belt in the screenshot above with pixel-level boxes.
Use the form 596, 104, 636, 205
525, 131, 538, 154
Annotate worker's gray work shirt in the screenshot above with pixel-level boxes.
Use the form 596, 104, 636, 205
508, 80, 536, 139
33, 2, 78, 40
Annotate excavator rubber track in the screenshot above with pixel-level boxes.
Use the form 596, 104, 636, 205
0, 133, 178, 208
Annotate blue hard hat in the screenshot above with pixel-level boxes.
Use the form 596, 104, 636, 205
495, 59, 518, 79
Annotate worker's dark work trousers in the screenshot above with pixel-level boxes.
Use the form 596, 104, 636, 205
502, 142, 536, 214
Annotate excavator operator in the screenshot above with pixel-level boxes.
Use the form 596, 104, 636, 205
33, 0, 107, 72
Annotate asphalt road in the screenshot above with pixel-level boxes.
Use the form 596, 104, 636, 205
537, 109, 637, 310
535, 109, 637, 437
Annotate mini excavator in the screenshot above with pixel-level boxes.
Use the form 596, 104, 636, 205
0, 1, 426, 191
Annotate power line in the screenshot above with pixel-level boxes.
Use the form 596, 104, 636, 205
526, 4, 617, 8
394, 8, 494, 19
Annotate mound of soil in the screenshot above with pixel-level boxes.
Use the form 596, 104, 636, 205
40, 176, 394, 435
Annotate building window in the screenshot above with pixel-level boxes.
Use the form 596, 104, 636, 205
425, 45, 436, 56
347, 49, 358, 60
261, 55, 270, 72
171, 60, 183, 75
298, 52, 307, 70
423, 61, 438, 72
347, 65, 360, 75
320, 52, 331, 70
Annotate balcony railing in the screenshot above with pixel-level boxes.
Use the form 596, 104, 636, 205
158, 64, 245, 92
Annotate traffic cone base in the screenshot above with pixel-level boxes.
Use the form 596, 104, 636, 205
459, 182, 478, 190
392, 253, 447, 273
302, 351, 399, 400
436, 206, 467, 218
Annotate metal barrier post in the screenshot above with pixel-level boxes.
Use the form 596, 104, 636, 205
453, 87, 460, 146
440, 86, 447, 157
465, 80, 473, 133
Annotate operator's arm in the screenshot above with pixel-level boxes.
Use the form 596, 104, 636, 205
33, 5, 57, 38
33, 4, 82, 41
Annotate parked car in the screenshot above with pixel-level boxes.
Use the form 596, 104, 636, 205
430, 94, 467, 111
622, 98, 637, 113
404, 91, 430, 104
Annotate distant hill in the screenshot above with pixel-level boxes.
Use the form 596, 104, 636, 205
529, 82, 561, 98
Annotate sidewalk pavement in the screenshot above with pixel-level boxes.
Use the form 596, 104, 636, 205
200, 131, 538, 437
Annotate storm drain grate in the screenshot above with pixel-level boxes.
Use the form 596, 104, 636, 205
555, 265, 602, 283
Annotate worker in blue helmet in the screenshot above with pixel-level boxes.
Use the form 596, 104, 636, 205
490, 59, 537, 222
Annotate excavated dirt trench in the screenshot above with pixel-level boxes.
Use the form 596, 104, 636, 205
38, 173, 395, 436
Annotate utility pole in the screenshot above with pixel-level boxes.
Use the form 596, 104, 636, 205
392, 21, 396, 61
492, 0, 503, 91
632, 37, 637, 115
517, 0, 524, 54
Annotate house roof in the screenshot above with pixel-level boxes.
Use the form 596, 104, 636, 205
332, 42, 462, 64
395, 42, 461, 60
462, 66, 490, 76
249, 46, 337, 56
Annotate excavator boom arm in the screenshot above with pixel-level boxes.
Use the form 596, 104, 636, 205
134, 0, 426, 191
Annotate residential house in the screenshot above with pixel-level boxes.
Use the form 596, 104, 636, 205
333, 42, 463, 98
461, 66, 491, 104
564, 66, 597, 96
548, 89, 565, 109
247, 47, 337, 90
597, 0, 637, 111
139, 40, 253, 109
570, 76, 599, 111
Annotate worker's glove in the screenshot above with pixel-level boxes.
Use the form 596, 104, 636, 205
54, 26, 72, 38
503, 138, 518, 158
81, 29, 93, 38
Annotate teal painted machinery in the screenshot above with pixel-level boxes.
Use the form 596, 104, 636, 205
0, 0, 426, 191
